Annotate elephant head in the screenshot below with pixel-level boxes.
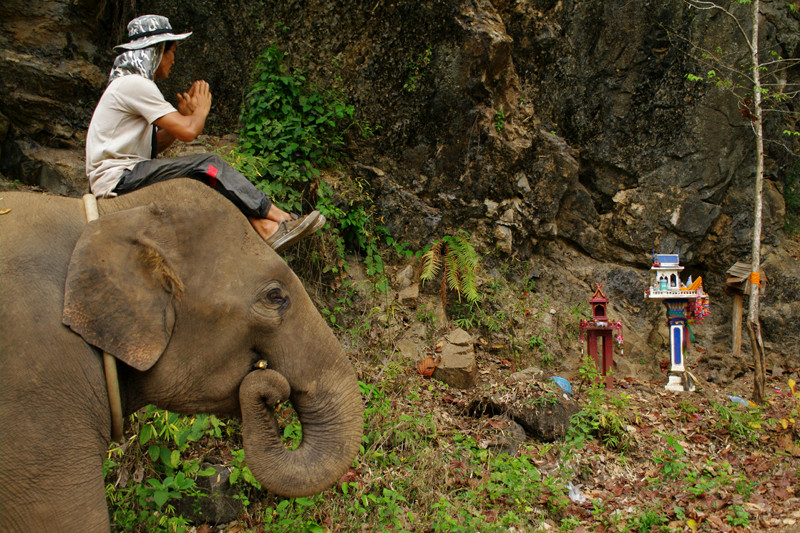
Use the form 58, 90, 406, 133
61, 180, 363, 497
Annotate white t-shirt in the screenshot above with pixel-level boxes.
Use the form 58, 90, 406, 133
85, 75, 177, 197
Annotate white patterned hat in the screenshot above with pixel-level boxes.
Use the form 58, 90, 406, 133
114, 15, 192, 51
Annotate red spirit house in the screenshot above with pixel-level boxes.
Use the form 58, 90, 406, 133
580, 284, 623, 388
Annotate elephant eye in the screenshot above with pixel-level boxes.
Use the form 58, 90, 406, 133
267, 288, 284, 303
252, 282, 289, 321
260, 286, 288, 309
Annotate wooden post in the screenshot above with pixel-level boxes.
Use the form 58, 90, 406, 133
602, 331, 614, 388
731, 293, 743, 356
588, 331, 599, 370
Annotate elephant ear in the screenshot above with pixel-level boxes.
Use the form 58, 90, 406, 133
62, 204, 184, 371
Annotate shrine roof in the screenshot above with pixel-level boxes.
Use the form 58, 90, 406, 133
725, 261, 767, 294
590, 284, 608, 302
654, 253, 680, 266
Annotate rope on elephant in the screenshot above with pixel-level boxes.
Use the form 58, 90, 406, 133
82, 193, 125, 443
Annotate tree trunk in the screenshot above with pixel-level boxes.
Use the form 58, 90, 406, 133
747, 0, 767, 404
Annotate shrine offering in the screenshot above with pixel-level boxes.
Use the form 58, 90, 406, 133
644, 251, 710, 392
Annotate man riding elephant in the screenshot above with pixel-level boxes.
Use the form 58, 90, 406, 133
85, 14, 321, 251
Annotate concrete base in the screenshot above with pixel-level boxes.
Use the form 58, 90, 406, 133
665, 373, 696, 392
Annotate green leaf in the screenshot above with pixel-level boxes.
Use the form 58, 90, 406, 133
159, 446, 176, 468
147, 444, 160, 462
175, 427, 191, 448
139, 423, 153, 445
153, 490, 170, 509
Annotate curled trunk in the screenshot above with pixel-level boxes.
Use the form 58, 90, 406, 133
239, 362, 363, 497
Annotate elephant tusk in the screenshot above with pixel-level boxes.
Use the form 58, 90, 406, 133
254, 359, 268, 369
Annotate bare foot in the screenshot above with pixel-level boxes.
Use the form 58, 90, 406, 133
266, 204, 293, 223
249, 217, 279, 241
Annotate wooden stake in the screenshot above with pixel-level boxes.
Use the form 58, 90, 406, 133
731, 293, 743, 356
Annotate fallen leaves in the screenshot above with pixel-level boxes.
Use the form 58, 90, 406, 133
543, 375, 800, 531
776, 433, 800, 456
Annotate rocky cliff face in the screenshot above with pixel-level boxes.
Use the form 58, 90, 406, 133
1, 0, 798, 364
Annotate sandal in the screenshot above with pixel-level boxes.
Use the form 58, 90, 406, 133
265, 211, 322, 252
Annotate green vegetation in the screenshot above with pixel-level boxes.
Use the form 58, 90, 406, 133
493, 108, 506, 132
237, 44, 353, 211
101, 40, 800, 533
420, 231, 480, 310
103, 348, 799, 532
566, 355, 632, 452
712, 399, 763, 444
403, 47, 432, 93
220, 43, 401, 302
104, 407, 223, 531
652, 433, 687, 479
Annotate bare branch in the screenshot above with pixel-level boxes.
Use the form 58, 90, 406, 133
686, 0, 754, 53
759, 58, 800, 68
764, 136, 800, 157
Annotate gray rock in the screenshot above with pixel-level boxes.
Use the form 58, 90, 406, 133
398, 282, 419, 303
468, 388, 579, 442
508, 366, 544, 384
490, 419, 528, 456
509, 398, 580, 443
177, 463, 243, 526
445, 328, 472, 346
1, 139, 87, 196
2, 0, 798, 361
396, 322, 428, 362
433, 329, 477, 389
394, 264, 416, 291
493, 225, 513, 253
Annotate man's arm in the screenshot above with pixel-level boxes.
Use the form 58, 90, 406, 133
156, 129, 177, 154
155, 81, 205, 154
154, 80, 212, 143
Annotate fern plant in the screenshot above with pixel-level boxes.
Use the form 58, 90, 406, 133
419, 231, 480, 312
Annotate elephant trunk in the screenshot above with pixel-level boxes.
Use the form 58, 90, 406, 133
239, 361, 363, 498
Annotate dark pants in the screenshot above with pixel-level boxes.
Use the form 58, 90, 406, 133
114, 154, 273, 219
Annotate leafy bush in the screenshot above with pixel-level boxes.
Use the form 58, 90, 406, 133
229, 44, 413, 298
567, 355, 632, 452
652, 433, 686, 480
712, 400, 763, 444
237, 44, 354, 211
104, 407, 222, 531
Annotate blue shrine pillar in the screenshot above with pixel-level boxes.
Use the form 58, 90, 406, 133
644, 252, 709, 393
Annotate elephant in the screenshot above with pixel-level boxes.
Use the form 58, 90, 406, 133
0, 179, 363, 532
